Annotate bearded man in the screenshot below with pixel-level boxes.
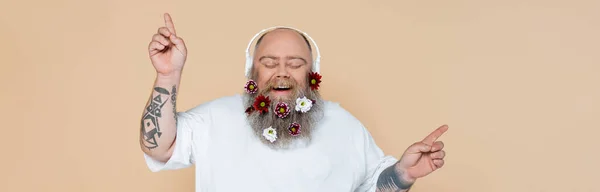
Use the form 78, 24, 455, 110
140, 13, 448, 192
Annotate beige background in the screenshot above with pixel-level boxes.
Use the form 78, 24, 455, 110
1, 0, 599, 191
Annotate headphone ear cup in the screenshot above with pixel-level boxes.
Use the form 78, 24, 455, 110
313, 57, 320, 73
246, 55, 253, 77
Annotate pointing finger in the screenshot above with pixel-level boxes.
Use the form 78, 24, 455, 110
164, 13, 177, 35
422, 124, 448, 145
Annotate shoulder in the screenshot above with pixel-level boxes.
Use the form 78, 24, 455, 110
181, 94, 244, 115
317, 100, 381, 159
321, 100, 362, 125
206, 94, 244, 108
319, 100, 369, 136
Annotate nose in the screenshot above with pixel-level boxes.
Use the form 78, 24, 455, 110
275, 64, 290, 78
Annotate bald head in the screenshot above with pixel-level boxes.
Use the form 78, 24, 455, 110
255, 28, 312, 53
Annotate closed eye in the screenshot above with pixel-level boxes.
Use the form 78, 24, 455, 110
286, 56, 307, 69
263, 62, 277, 68
287, 61, 304, 69
259, 55, 308, 69
260, 58, 278, 68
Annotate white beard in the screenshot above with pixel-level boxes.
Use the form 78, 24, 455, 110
243, 80, 324, 150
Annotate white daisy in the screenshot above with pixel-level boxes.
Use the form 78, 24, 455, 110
295, 96, 313, 113
262, 126, 277, 143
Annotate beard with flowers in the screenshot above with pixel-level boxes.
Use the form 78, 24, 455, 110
243, 68, 324, 150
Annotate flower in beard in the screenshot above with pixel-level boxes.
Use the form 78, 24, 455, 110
274, 102, 290, 118
245, 106, 254, 114
308, 72, 322, 90
288, 122, 301, 136
295, 96, 313, 113
253, 94, 271, 114
262, 126, 277, 142
244, 79, 258, 94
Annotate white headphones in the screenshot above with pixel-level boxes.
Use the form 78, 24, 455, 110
244, 26, 322, 78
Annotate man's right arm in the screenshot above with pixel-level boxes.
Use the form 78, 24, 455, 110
139, 73, 181, 162
140, 13, 188, 163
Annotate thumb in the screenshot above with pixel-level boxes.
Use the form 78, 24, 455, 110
169, 34, 187, 55
405, 142, 431, 154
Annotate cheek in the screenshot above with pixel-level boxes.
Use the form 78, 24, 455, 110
293, 74, 308, 87
256, 71, 273, 89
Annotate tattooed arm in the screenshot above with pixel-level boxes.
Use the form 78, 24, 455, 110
141, 13, 188, 163
139, 74, 180, 162
375, 163, 414, 192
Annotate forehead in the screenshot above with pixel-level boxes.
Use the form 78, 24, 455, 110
254, 28, 312, 56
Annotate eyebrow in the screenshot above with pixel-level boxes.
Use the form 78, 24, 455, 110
258, 55, 308, 64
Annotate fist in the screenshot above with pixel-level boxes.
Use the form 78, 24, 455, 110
148, 13, 187, 76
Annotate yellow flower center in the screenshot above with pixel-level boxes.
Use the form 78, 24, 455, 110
300, 101, 305, 106
249, 85, 255, 90
279, 108, 285, 113
268, 130, 273, 134
291, 128, 296, 132
311, 79, 316, 84
260, 102, 265, 107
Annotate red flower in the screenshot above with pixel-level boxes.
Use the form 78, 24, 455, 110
245, 106, 254, 114
253, 94, 271, 114
244, 80, 258, 94
274, 102, 290, 118
308, 72, 322, 90
288, 122, 301, 136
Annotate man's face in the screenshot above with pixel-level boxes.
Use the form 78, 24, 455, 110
244, 28, 323, 149
252, 29, 313, 101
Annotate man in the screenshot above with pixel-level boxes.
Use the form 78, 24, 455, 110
140, 13, 448, 192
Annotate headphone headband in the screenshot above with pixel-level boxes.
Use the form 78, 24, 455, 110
244, 26, 321, 78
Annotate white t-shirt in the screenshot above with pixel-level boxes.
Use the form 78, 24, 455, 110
144, 94, 398, 192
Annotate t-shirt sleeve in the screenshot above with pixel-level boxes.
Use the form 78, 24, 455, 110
143, 103, 212, 172
354, 126, 399, 192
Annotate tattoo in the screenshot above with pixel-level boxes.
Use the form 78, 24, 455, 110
171, 86, 177, 123
376, 165, 413, 192
141, 86, 174, 150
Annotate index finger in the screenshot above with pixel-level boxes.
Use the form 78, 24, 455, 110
422, 124, 448, 145
164, 13, 177, 35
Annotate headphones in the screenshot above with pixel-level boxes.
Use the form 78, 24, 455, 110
244, 26, 322, 78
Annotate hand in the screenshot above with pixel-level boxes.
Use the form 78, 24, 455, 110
148, 13, 187, 76
396, 124, 448, 183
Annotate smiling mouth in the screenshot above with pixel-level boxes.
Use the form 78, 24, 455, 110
272, 86, 292, 91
